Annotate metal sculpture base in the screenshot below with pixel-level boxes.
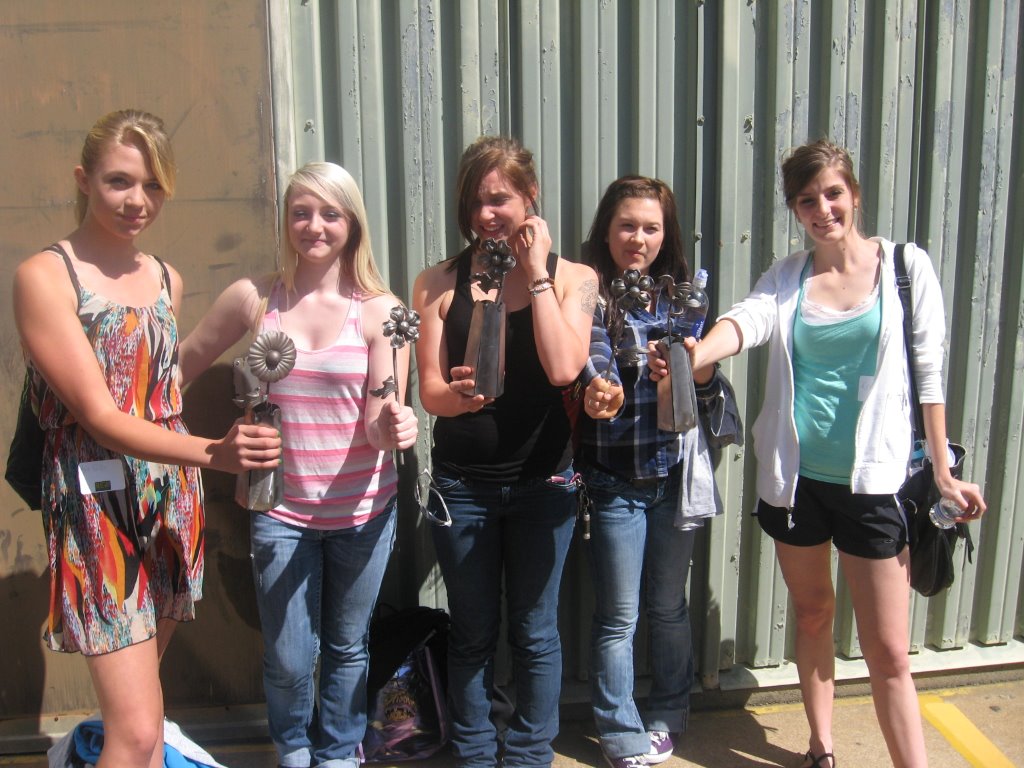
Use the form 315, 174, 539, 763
656, 340, 698, 433
462, 300, 506, 398
235, 402, 284, 511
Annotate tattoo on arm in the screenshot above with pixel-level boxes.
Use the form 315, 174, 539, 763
579, 278, 598, 316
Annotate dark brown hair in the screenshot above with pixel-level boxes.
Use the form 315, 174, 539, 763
781, 139, 861, 211
583, 175, 690, 301
454, 136, 539, 246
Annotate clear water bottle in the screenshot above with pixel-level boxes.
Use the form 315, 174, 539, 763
681, 269, 710, 339
929, 497, 961, 529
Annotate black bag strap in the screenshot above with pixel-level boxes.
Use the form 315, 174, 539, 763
893, 243, 927, 442
897, 244, 975, 560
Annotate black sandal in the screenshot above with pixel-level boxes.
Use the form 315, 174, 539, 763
802, 750, 836, 768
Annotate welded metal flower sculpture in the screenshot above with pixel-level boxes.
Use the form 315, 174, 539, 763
472, 238, 517, 295
655, 274, 692, 342
602, 269, 656, 379
382, 305, 421, 349
247, 331, 297, 383
372, 306, 420, 402
609, 269, 655, 313
372, 305, 420, 467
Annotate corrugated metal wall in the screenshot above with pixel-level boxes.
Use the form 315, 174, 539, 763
269, 0, 1023, 688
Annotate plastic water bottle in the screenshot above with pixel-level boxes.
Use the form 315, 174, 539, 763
681, 269, 710, 339
929, 498, 961, 529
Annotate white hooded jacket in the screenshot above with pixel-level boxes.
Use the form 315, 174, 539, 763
720, 238, 946, 508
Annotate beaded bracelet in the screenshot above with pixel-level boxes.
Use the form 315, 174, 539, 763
528, 276, 554, 296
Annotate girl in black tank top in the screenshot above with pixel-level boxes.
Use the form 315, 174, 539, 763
431, 247, 572, 482
411, 136, 597, 768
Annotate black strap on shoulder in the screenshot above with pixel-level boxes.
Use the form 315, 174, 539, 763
45, 242, 82, 312
152, 255, 172, 293
893, 243, 927, 441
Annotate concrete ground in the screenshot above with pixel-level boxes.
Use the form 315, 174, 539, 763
1, 678, 1021, 767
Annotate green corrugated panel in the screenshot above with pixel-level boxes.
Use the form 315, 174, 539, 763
948, 0, 1020, 649
270, 0, 1024, 686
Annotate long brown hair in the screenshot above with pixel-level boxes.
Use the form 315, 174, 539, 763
583, 175, 690, 302
781, 139, 862, 213
453, 136, 539, 249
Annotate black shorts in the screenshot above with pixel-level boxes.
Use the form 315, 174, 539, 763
755, 475, 907, 559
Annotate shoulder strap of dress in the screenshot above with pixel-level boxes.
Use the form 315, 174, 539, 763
44, 242, 82, 312
151, 255, 172, 293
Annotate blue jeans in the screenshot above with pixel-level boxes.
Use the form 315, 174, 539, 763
430, 468, 577, 768
250, 503, 397, 768
584, 465, 696, 759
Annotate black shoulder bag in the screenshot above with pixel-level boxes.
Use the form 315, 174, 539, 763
893, 243, 974, 596
5, 243, 82, 510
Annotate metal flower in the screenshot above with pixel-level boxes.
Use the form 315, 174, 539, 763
658, 275, 692, 318
247, 331, 297, 383
609, 269, 655, 313
382, 305, 421, 349
472, 238, 517, 294
372, 305, 420, 404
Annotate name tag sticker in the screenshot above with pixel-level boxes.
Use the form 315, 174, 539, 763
858, 375, 874, 402
78, 459, 126, 495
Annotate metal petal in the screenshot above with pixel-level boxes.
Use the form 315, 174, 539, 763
247, 331, 297, 383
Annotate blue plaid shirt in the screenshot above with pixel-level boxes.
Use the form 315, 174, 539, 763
579, 293, 686, 480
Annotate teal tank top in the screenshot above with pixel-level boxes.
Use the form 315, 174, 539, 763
792, 261, 881, 483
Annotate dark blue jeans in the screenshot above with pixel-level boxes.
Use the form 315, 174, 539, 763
430, 468, 577, 768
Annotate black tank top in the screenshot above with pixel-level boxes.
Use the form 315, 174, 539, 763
431, 247, 573, 482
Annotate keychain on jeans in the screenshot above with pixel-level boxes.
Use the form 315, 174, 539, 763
576, 478, 592, 540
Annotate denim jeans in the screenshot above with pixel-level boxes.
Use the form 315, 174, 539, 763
583, 464, 696, 759
430, 467, 577, 768
250, 502, 397, 768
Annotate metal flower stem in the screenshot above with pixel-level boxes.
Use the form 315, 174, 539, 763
601, 297, 626, 382
375, 305, 421, 468
391, 347, 400, 403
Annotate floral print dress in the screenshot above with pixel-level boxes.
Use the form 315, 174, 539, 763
32, 250, 204, 655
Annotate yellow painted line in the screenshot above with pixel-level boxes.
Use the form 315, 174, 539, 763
920, 695, 1014, 768
748, 694, 876, 716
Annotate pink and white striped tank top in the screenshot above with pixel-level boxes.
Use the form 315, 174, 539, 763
262, 288, 397, 530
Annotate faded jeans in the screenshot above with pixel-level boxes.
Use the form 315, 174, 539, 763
250, 503, 396, 768
584, 465, 696, 759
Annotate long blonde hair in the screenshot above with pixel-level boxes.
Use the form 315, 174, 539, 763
277, 162, 387, 297
76, 109, 176, 225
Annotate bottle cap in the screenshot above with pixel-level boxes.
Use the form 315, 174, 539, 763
694, 269, 709, 288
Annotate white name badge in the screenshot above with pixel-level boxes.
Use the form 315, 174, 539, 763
77, 459, 126, 495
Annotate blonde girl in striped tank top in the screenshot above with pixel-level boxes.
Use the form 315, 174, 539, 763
180, 162, 417, 768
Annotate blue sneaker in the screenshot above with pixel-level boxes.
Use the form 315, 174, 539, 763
646, 731, 674, 764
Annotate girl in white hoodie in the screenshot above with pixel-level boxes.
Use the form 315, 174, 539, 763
652, 140, 985, 768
